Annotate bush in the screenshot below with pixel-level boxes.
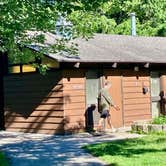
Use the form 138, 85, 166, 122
0, 152, 9, 166
152, 115, 166, 124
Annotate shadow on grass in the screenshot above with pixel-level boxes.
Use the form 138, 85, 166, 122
84, 134, 166, 158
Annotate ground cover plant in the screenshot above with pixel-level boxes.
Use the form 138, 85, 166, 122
152, 115, 166, 124
83, 133, 166, 166
0, 151, 9, 166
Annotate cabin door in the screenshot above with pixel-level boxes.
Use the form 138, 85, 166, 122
104, 70, 123, 128
150, 72, 160, 118
85, 70, 100, 130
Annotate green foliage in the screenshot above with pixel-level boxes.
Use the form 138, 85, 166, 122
0, 152, 9, 166
0, 0, 110, 73
152, 115, 166, 124
0, 0, 165, 74
83, 133, 166, 166
92, 0, 166, 36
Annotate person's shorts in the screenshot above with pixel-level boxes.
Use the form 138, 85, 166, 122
100, 109, 110, 119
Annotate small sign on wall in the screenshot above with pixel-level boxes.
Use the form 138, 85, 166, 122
72, 85, 84, 89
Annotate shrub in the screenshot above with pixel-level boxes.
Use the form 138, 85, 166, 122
152, 115, 166, 124
0, 151, 9, 166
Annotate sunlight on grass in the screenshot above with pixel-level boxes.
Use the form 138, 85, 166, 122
83, 133, 166, 166
0, 152, 10, 166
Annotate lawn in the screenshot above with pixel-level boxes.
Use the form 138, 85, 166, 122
83, 133, 166, 166
0, 152, 9, 166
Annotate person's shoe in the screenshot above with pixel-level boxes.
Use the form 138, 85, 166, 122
111, 128, 117, 133
105, 128, 117, 133
92, 131, 103, 136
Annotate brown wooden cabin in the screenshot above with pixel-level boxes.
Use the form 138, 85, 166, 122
3, 34, 166, 134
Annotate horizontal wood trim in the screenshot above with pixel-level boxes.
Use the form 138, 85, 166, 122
123, 87, 147, 93
64, 115, 85, 123
30, 111, 64, 117
64, 90, 85, 96
124, 114, 152, 123
6, 117, 63, 124
123, 93, 150, 99
5, 128, 64, 135
123, 77, 149, 81
5, 104, 63, 111
64, 122, 85, 130
5, 91, 63, 98
41, 98, 64, 104
123, 98, 151, 105
63, 84, 85, 91
64, 96, 85, 104
124, 109, 151, 116
64, 102, 85, 110
124, 104, 150, 111
5, 122, 64, 130
5, 110, 64, 117
123, 81, 150, 87
4, 89, 63, 94
65, 108, 86, 116
35, 104, 63, 110
5, 98, 64, 105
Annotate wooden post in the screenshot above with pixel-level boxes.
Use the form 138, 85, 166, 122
0, 52, 7, 130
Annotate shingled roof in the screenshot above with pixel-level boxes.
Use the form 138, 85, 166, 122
33, 33, 166, 64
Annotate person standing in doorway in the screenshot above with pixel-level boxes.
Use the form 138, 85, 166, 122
98, 81, 119, 132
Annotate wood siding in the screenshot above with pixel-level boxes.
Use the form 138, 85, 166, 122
63, 70, 86, 133
4, 71, 64, 134
4, 67, 154, 134
122, 71, 152, 126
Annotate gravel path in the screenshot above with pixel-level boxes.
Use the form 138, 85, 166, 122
0, 131, 142, 166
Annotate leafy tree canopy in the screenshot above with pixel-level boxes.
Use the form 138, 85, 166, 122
92, 0, 166, 36
0, 0, 109, 68
0, 0, 165, 72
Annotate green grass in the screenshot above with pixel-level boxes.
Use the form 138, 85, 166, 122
83, 133, 166, 166
0, 152, 9, 166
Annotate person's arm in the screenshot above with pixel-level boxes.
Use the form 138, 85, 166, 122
102, 89, 114, 106
112, 105, 120, 111
102, 89, 120, 111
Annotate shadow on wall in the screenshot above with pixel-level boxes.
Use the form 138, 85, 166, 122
4, 71, 69, 134
63, 116, 85, 134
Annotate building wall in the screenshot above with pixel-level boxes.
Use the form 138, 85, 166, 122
4, 68, 153, 134
122, 70, 152, 126
4, 71, 64, 134
63, 69, 86, 133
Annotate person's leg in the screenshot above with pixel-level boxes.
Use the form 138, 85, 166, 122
107, 116, 114, 129
98, 118, 104, 131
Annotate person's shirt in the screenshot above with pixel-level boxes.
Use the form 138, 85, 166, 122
100, 87, 114, 110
